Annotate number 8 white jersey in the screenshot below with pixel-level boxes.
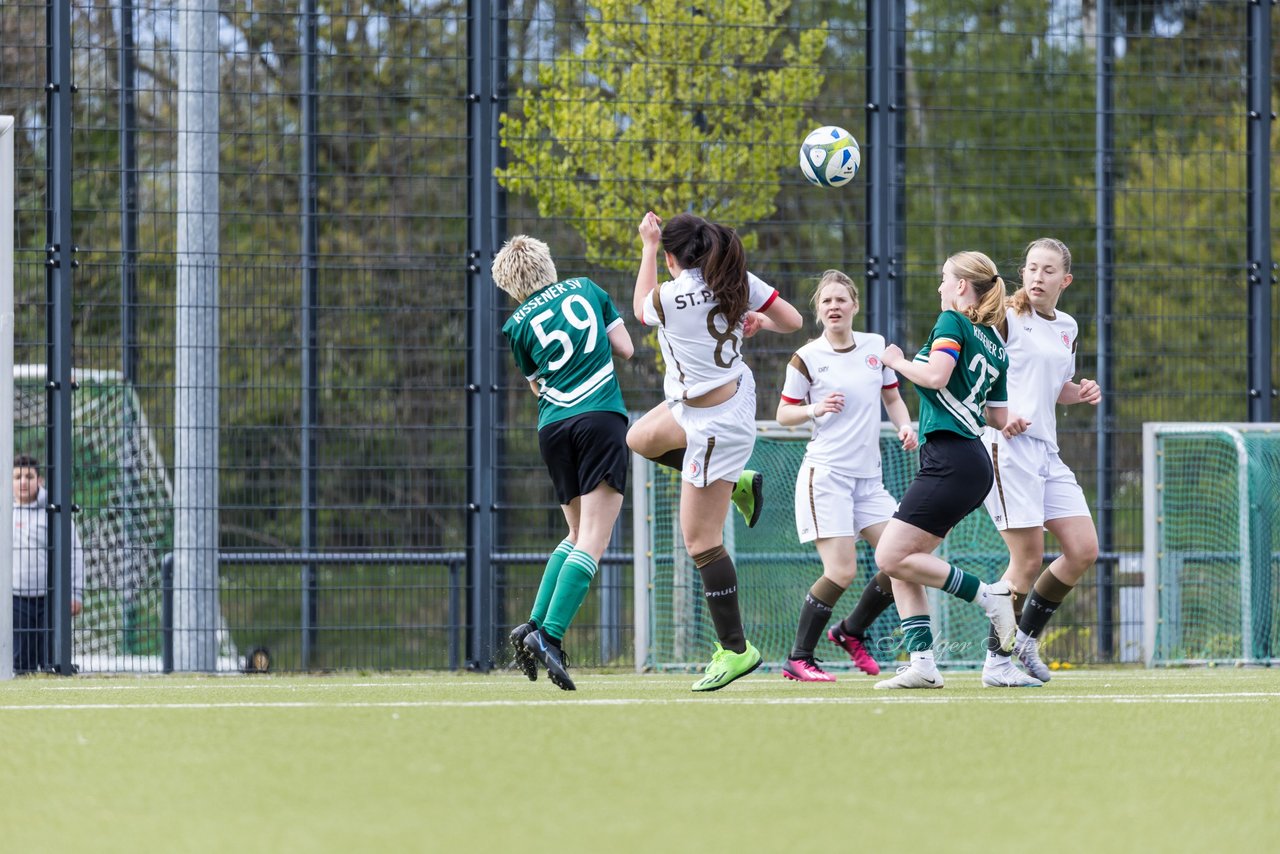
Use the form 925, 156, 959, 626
642, 268, 779, 401
502, 277, 628, 429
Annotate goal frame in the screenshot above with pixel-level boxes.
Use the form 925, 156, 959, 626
2, 115, 15, 681
632, 419, 886, 673
1143, 422, 1280, 667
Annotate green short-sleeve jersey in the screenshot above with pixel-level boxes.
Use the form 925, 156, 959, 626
501, 277, 628, 430
912, 310, 1008, 442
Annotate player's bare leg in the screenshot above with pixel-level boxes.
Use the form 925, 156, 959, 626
628, 403, 762, 525
626, 402, 685, 469
876, 518, 1016, 652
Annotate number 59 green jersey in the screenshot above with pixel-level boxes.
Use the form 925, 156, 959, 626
913, 310, 1008, 442
502, 277, 628, 430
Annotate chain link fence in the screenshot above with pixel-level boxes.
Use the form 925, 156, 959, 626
2, 0, 1274, 671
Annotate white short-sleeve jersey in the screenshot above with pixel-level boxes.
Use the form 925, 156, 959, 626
642, 268, 779, 401
1001, 306, 1078, 451
780, 333, 900, 478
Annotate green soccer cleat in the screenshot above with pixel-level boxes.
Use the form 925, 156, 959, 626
731, 470, 764, 528
691, 641, 762, 692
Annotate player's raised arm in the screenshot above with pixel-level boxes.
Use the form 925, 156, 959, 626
753, 297, 803, 335
633, 211, 663, 321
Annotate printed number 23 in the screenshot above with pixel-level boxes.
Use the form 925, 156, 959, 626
531, 295, 598, 370
962, 353, 1001, 417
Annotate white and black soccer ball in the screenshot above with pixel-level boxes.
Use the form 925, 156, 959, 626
799, 125, 861, 188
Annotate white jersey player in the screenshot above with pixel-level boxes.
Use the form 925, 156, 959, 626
627, 210, 803, 692
981, 238, 1102, 687
773, 270, 917, 682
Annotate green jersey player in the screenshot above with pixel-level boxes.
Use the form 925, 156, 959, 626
495, 235, 634, 691
870, 251, 1029, 690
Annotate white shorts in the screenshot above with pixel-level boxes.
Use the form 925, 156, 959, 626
983, 429, 1091, 530
794, 460, 898, 543
670, 371, 757, 488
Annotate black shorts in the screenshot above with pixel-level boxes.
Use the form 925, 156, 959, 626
537, 411, 630, 505
893, 430, 994, 538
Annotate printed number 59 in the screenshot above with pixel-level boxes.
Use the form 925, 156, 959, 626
531, 295, 598, 370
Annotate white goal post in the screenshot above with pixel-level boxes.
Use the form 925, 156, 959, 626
1143, 422, 1280, 667
2, 115, 15, 681
632, 419, 1012, 672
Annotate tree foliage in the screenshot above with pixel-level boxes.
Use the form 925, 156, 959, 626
496, 0, 828, 269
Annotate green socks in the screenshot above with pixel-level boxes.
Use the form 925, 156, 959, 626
539, 550, 599, 641
942, 565, 981, 602
901, 615, 934, 653
529, 539, 575, 627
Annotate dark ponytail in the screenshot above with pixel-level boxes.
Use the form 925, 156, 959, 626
662, 213, 749, 328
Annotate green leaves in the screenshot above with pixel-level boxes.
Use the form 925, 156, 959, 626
497, 1, 828, 270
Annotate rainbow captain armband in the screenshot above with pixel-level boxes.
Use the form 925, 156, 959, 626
930, 337, 961, 361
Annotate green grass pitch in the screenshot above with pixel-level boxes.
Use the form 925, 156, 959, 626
2, 668, 1277, 852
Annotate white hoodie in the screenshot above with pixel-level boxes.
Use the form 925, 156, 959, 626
12, 487, 85, 601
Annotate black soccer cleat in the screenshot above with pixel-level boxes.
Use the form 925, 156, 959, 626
510, 622, 538, 681
523, 629, 576, 691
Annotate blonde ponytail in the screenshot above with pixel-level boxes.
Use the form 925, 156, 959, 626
1008, 287, 1032, 316
967, 275, 1008, 327
947, 251, 1007, 329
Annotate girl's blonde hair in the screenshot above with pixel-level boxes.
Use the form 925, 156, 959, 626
492, 235, 558, 302
809, 269, 859, 323
947, 251, 1006, 328
1009, 237, 1073, 316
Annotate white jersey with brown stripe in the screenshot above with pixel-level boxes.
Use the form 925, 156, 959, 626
780, 332, 899, 478
643, 267, 778, 401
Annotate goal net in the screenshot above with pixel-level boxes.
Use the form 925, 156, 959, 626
635, 422, 1011, 672
1143, 423, 1280, 665
13, 365, 236, 671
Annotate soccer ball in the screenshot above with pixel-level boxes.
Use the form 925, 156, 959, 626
799, 126, 860, 188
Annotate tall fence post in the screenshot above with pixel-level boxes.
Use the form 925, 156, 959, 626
119, 0, 138, 385
1094, 0, 1116, 661
174, 0, 222, 672
466, 0, 503, 671
1246, 0, 1274, 658
865, 0, 906, 346
1, 115, 14, 681
299, 0, 320, 670
46, 0, 77, 676
1246, 0, 1274, 423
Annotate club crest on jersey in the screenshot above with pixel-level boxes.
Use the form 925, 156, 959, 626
1061, 332, 1071, 348
866, 354, 882, 370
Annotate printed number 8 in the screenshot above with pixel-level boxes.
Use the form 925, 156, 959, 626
707, 312, 740, 369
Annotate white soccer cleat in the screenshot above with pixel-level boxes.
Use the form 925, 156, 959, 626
874, 662, 944, 690
981, 657, 1043, 688
978, 581, 1017, 652
1015, 631, 1052, 683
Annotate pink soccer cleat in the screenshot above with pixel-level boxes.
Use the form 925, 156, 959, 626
782, 656, 836, 682
828, 624, 881, 675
